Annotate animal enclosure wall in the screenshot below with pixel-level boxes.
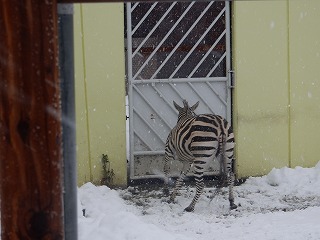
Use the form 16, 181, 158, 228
74, 3, 127, 186
73, 0, 320, 186
233, 0, 320, 178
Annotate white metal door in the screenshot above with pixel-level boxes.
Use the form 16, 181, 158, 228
126, 1, 232, 180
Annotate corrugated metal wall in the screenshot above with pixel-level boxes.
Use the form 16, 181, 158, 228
74, 3, 127, 186
233, 0, 320, 178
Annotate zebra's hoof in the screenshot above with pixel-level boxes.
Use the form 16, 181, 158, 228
230, 203, 238, 210
184, 206, 194, 212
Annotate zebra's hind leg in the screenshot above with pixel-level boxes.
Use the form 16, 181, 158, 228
184, 160, 206, 212
184, 174, 204, 212
221, 134, 237, 210
227, 171, 237, 210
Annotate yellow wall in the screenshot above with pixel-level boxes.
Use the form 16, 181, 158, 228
233, 0, 320, 178
232, 1, 289, 177
74, 3, 127, 187
289, 0, 320, 168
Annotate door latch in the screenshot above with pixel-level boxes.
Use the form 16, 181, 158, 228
228, 70, 235, 88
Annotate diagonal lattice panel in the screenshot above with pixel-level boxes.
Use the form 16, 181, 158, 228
128, 2, 227, 81
126, 1, 232, 179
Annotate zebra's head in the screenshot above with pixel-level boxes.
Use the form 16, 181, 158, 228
173, 100, 199, 122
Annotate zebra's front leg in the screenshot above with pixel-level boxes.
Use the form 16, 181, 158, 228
169, 162, 192, 203
169, 176, 184, 203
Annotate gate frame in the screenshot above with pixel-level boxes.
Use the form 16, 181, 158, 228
126, 1, 233, 180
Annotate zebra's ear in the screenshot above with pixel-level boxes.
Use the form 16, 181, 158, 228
173, 100, 182, 111
190, 101, 199, 111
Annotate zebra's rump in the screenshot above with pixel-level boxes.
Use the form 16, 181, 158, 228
172, 114, 234, 160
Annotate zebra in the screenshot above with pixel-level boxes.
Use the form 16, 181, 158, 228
163, 100, 237, 212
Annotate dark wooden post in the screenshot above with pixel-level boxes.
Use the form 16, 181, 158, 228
0, 0, 64, 239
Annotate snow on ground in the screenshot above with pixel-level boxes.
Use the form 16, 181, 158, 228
78, 162, 320, 240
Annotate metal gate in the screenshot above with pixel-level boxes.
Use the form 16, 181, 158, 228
126, 1, 232, 180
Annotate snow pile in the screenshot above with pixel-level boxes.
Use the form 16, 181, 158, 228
78, 162, 320, 240
78, 184, 184, 240
237, 161, 320, 213
266, 161, 320, 187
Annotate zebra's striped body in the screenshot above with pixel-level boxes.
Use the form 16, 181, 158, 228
164, 100, 237, 212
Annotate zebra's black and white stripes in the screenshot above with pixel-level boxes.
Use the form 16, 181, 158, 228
164, 100, 237, 212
